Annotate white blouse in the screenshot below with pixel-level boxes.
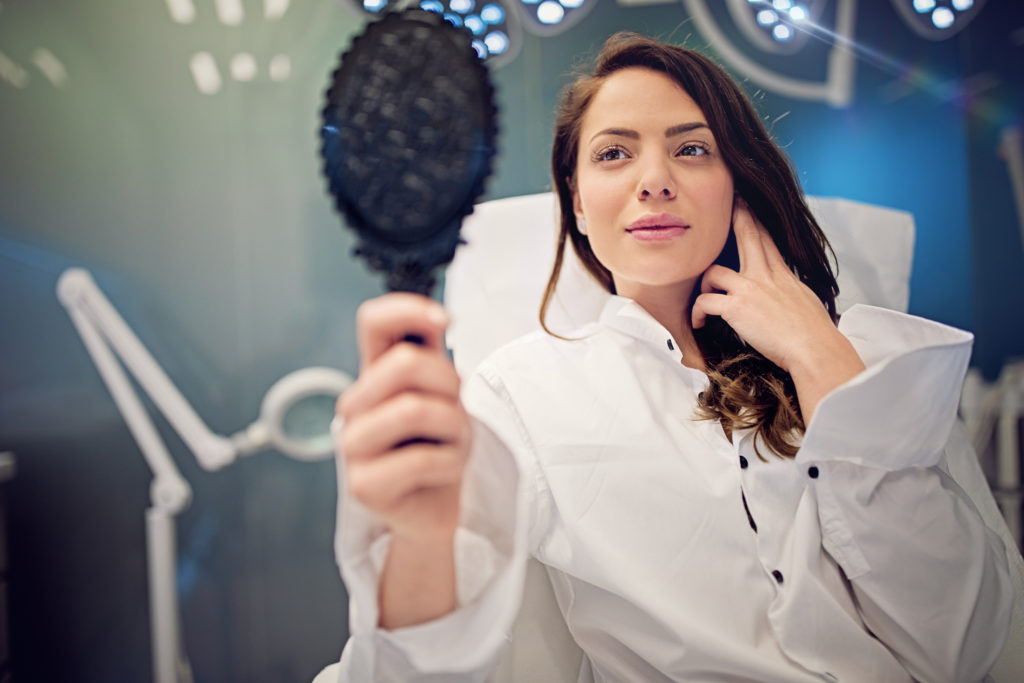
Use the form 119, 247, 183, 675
332, 298, 1013, 683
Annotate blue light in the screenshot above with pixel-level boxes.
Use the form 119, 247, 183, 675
951, 0, 973, 10
450, 0, 474, 13
536, 1, 564, 24
561, 0, 585, 8
788, 5, 807, 21
363, 0, 388, 11
480, 3, 504, 23
444, 12, 462, 26
772, 0, 791, 10
471, 39, 487, 58
772, 23, 793, 41
464, 14, 486, 34
757, 9, 778, 25
931, 6, 954, 27
913, 0, 935, 13
484, 30, 509, 54
520, 0, 541, 5
419, 0, 444, 13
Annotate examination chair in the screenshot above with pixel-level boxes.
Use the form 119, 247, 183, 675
316, 193, 1024, 682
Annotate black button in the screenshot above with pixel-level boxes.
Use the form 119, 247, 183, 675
772, 570, 784, 583
739, 455, 748, 469
808, 466, 819, 479
667, 338, 674, 350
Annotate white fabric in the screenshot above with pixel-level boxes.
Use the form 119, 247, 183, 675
444, 193, 914, 379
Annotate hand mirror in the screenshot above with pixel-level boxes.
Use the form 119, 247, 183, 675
320, 8, 499, 295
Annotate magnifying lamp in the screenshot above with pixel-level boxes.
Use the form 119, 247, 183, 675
56, 267, 352, 683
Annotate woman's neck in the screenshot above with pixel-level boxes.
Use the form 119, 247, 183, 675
617, 281, 705, 370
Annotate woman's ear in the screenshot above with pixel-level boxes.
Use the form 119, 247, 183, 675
569, 176, 584, 223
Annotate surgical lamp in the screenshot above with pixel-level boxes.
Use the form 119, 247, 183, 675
57, 267, 352, 683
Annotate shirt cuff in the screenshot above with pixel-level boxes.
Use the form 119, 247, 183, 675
797, 304, 973, 471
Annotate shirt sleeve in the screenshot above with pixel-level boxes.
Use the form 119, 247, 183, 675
796, 304, 1014, 682
330, 371, 534, 682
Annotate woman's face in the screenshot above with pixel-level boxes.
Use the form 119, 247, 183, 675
572, 67, 735, 303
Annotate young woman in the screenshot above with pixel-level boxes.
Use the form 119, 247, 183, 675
332, 33, 1012, 682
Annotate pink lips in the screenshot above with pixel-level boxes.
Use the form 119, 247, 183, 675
626, 213, 689, 242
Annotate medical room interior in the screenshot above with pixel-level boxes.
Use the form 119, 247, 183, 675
0, 0, 1022, 681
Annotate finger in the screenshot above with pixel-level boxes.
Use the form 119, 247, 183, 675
732, 199, 768, 275
691, 292, 729, 329
340, 343, 461, 418
356, 293, 450, 370
347, 443, 466, 511
342, 393, 469, 462
700, 263, 744, 295
753, 217, 789, 271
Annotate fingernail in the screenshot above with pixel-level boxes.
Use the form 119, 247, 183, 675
426, 303, 450, 327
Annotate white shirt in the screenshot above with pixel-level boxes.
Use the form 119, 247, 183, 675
333, 298, 1013, 683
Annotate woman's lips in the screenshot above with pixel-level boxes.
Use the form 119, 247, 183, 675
627, 213, 688, 241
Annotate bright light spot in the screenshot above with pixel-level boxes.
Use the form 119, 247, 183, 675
214, 0, 244, 25
536, 0, 564, 24
31, 48, 67, 87
484, 30, 509, 54
480, 3, 504, 23
772, 0, 791, 10
464, 14, 485, 33
561, 0, 585, 7
269, 54, 291, 81
520, 0, 540, 5
471, 39, 487, 58
165, 0, 196, 23
913, 0, 936, 13
450, 0, 474, 12
364, 0, 388, 11
230, 53, 257, 81
772, 23, 793, 40
0, 51, 29, 88
444, 12, 462, 26
931, 6, 955, 28
189, 52, 222, 95
420, 0, 444, 13
951, 0, 973, 10
788, 5, 807, 21
264, 0, 290, 20
757, 9, 778, 25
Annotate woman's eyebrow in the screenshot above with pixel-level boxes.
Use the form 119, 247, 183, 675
665, 122, 709, 137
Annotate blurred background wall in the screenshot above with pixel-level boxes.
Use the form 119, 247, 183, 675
0, 0, 1020, 681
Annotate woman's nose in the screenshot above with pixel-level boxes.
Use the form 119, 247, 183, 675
637, 158, 677, 200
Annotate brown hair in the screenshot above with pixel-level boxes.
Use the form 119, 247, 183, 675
542, 32, 838, 459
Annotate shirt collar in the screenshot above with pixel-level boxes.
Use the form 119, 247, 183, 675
599, 295, 681, 352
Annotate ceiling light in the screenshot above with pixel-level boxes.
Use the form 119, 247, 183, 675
230, 53, 257, 81
269, 54, 291, 81
264, 0, 290, 20
536, 1, 564, 24
931, 6, 954, 28
913, 0, 935, 12
189, 52, 222, 95
165, 0, 196, 24
215, 0, 244, 25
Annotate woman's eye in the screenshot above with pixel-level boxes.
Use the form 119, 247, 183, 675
678, 144, 710, 157
595, 146, 628, 162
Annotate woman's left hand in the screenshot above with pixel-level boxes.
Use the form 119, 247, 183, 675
691, 198, 865, 422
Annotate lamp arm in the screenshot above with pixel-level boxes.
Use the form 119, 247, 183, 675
57, 268, 237, 474
682, 0, 857, 108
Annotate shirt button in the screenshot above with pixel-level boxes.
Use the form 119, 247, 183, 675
772, 569, 784, 584
739, 455, 748, 469
667, 338, 674, 350
808, 466, 820, 479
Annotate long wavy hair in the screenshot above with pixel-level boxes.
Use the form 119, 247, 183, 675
542, 32, 839, 459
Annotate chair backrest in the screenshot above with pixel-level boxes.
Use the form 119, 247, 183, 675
443, 192, 1022, 682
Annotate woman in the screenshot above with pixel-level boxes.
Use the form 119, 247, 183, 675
332, 33, 1012, 682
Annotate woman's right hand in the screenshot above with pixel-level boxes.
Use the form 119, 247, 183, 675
337, 293, 472, 545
